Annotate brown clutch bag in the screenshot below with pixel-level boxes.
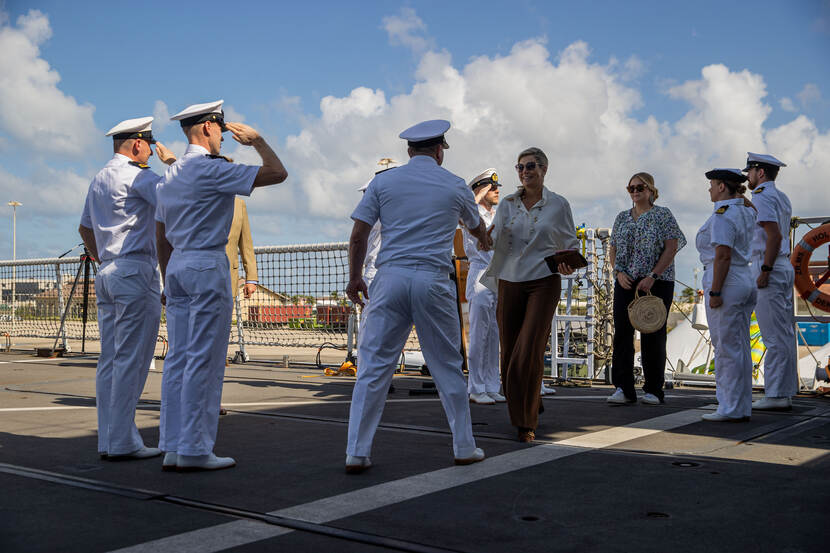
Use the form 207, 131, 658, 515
544, 249, 588, 273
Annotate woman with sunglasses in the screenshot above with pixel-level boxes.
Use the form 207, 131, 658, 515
481, 147, 577, 442
696, 169, 757, 421
608, 172, 685, 406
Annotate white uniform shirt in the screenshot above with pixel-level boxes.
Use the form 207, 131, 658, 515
696, 198, 755, 268
362, 222, 382, 282
155, 144, 258, 250
80, 153, 161, 262
481, 186, 578, 291
462, 204, 495, 266
750, 181, 791, 257
351, 155, 480, 273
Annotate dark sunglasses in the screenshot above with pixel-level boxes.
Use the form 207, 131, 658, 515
515, 161, 543, 172
627, 184, 646, 193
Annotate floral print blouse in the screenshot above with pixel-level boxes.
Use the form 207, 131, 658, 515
610, 205, 686, 281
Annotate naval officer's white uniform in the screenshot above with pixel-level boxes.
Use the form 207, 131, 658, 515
81, 120, 162, 456
462, 203, 499, 396
749, 173, 797, 399
156, 144, 258, 456
348, 156, 482, 459
696, 196, 757, 419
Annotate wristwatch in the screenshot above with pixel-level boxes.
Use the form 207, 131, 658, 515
709, 290, 721, 297
650, 272, 659, 280
761, 264, 774, 272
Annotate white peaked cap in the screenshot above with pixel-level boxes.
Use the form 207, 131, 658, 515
743, 152, 787, 171
171, 99, 224, 121
468, 168, 499, 188
105, 116, 154, 139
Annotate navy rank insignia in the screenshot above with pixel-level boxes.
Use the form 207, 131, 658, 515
206, 154, 233, 162
715, 205, 729, 215
128, 161, 150, 169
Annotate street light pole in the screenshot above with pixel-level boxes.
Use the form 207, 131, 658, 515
8, 201, 22, 340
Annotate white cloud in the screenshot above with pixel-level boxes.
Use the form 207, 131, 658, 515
779, 97, 796, 112
223, 105, 246, 123
243, 30, 828, 282
0, 164, 90, 217
0, 10, 98, 157
797, 83, 821, 107
381, 7, 434, 55
152, 100, 170, 132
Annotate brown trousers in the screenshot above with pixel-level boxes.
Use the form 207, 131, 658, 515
497, 275, 561, 430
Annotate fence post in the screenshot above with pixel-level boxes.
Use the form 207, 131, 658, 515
233, 292, 249, 363
55, 263, 69, 352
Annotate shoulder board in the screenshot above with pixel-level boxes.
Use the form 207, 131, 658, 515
128, 161, 150, 170
206, 154, 232, 162
752, 186, 765, 194
715, 205, 729, 215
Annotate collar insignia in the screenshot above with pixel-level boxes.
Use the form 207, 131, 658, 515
206, 154, 232, 162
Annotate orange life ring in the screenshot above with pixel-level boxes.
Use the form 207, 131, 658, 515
792, 223, 830, 313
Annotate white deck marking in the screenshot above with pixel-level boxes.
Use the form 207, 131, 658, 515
0, 356, 79, 365
0, 406, 95, 412
108, 407, 709, 553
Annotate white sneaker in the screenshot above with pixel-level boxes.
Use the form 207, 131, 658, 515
487, 392, 507, 403
540, 383, 556, 396
470, 392, 496, 405
641, 393, 662, 405
607, 388, 635, 405
162, 452, 178, 472
701, 412, 750, 422
345, 455, 372, 474
176, 453, 236, 472
107, 445, 162, 461
751, 397, 792, 411
454, 447, 485, 465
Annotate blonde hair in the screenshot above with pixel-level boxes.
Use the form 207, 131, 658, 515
629, 172, 658, 204
517, 147, 548, 167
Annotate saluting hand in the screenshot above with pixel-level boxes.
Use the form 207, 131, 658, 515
154, 142, 177, 165
225, 122, 261, 146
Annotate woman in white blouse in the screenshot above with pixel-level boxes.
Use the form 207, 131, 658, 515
481, 147, 577, 442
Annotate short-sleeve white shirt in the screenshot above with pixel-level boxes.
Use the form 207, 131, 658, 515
80, 153, 161, 262
750, 181, 791, 257
695, 198, 755, 267
351, 155, 480, 273
462, 204, 495, 266
155, 144, 258, 250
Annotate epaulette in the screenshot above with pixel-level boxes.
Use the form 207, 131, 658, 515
206, 154, 232, 162
752, 186, 765, 194
128, 161, 150, 170
715, 205, 729, 215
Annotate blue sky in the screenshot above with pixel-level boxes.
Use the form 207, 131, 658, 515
1, 0, 828, 287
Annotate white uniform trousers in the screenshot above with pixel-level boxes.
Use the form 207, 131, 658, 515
752, 255, 798, 397
159, 250, 233, 456
347, 264, 477, 458
465, 263, 500, 394
704, 266, 757, 418
95, 256, 161, 454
